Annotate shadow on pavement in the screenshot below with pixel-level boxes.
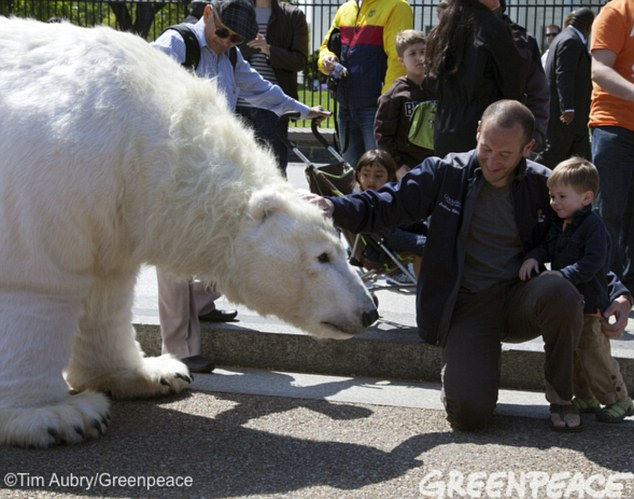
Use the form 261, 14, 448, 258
2, 390, 632, 497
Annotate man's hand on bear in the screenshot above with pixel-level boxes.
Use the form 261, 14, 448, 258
299, 191, 335, 218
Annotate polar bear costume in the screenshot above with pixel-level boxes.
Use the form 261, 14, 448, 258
0, 18, 377, 448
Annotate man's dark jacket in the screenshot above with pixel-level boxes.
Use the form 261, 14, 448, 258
238, 0, 308, 100
329, 150, 629, 345
525, 206, 610, 314
431, 6, 524, 157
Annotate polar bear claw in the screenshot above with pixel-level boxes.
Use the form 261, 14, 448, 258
65, 355, 192, 399
0, 391, 110, 448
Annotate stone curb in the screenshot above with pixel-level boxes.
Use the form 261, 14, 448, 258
134, 322, 634, 392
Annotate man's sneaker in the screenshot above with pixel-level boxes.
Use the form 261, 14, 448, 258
596, 398, 634, 423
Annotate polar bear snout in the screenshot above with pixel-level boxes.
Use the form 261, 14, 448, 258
313, 288, 379, 340
362, 308, 379, 328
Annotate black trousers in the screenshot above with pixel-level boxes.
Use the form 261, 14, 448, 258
441, 272, 584, 430
235, 106, 289, 177
535, 120, 591, 169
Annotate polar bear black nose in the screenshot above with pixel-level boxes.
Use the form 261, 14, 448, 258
361, 309, 379, 328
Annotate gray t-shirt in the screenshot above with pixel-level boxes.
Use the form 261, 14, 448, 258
461, 181, 524, 292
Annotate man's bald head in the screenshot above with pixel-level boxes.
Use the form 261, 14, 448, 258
480, 100, 535, 145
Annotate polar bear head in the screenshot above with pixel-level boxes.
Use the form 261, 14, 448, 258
226, 189, 378, 339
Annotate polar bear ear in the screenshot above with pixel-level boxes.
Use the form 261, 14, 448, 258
247, 189, 287, 223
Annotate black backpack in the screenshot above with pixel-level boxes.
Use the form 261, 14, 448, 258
164, 24, 237, 71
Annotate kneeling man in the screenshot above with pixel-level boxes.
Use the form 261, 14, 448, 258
309, 100, 632, 432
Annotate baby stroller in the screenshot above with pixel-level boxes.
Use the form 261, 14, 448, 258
281, 116, 418, 296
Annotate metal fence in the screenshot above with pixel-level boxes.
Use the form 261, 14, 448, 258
2, 1, 606, 126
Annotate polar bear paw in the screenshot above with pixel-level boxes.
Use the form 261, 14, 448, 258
67, 355, 192, 399
0, 391, 110, 448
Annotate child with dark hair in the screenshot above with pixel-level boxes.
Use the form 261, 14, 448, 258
354, 149, 426, 279
520, 157, 633, 427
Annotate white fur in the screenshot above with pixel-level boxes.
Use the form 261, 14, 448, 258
0, 18, 376, 448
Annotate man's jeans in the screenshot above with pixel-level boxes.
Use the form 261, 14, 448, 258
236, 106, 289, 177
337, 106, 377, 167
591, 125, 634, 291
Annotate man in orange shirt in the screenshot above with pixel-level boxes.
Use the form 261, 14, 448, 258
589, 0, 634, 295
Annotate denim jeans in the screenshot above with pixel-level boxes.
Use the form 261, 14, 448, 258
337, 106, 377, 167
591, 125, 634, 290
235, 106, 289, 177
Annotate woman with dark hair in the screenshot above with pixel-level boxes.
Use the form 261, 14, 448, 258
425, 0, 525, 156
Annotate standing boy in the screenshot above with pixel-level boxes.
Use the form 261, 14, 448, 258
374, 29, 435, 179
520, 158, 633, 427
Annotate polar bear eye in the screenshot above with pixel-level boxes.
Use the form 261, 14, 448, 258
317, 252, 330, 264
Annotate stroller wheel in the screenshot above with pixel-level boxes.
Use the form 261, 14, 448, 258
371, 292, 379, 308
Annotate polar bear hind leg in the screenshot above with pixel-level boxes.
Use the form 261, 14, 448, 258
65, 271, 191, 399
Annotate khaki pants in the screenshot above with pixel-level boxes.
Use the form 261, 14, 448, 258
573, 315, 629, 405
156, 268, 220, 359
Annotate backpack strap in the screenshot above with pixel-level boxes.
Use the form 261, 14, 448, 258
164, 24, 201, 70
228, 46, 237, 69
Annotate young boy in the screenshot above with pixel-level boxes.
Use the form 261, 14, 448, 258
519, 157, 634, 426
374, 29, 435, 180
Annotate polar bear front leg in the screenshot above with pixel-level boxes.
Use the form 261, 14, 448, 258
65, 271, 191, 399
0, 293, 110, 448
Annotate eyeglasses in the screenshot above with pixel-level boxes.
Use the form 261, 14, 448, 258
212, 10, 244, 44
215, 26, 244, 44
546, 32, 559, 38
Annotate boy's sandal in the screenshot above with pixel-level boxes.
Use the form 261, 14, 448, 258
572, 396, 601, 414
596, 398, 634, 423
549, 404, 583, 432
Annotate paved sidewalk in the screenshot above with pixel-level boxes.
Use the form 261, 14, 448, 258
1, 368, 633, 498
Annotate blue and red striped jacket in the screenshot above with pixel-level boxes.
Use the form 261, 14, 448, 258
318, 0, 413, 109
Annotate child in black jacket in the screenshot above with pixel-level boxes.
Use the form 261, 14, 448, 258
520, 157, 633, 423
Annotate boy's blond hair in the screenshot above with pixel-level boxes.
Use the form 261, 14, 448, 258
547, 156, 600, 195
395, 29, 426, 58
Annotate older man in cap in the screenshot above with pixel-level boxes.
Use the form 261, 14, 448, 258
151, 0, 330, 374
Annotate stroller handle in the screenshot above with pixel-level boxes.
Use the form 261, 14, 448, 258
311, 119, 346, 164
276, 112, 301, 150
310, 119, 332, 149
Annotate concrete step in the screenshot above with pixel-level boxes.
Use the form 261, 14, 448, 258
133, 267, 634, 393
134, 322, 634, 394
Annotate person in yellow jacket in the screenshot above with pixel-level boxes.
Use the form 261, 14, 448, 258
319, 0, 412, 167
